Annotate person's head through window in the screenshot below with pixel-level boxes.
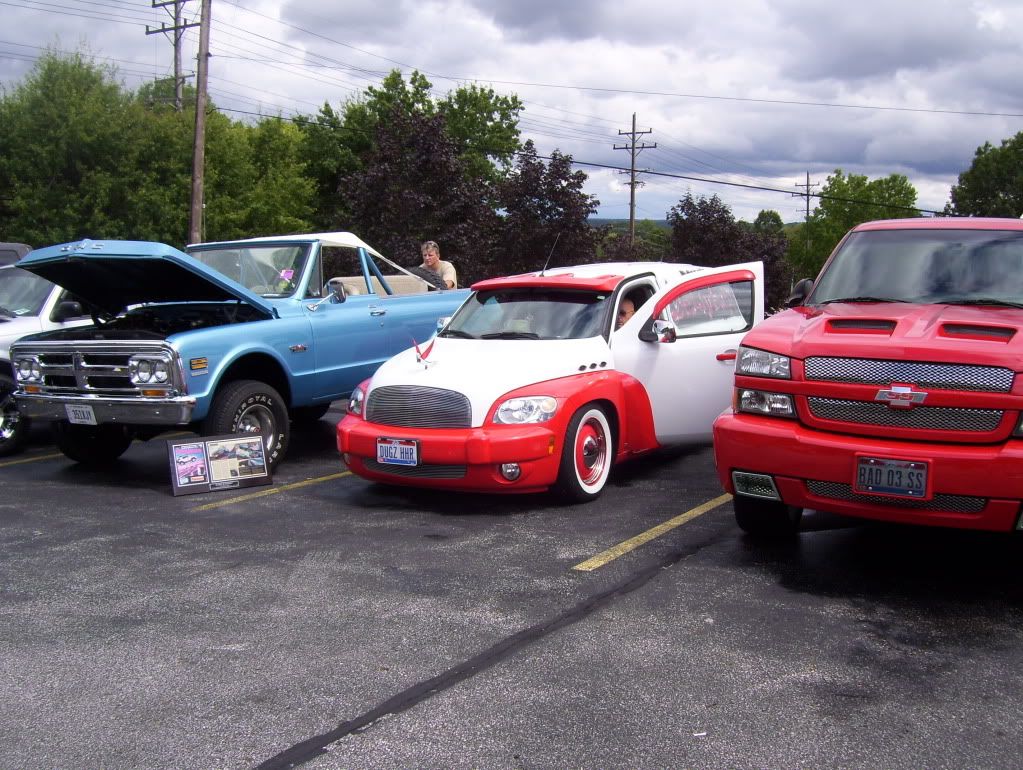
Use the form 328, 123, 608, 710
616, 297, 636, 329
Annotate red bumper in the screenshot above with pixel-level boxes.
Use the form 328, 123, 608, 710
336, 414, 563, 493
712, 412, 1023, 531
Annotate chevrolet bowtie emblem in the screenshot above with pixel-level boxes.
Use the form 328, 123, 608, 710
874, 385, 927, 408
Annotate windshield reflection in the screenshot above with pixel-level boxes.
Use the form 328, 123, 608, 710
188, 244, 311, 297
444, 289, 609, 340
811, 229, 1023, 305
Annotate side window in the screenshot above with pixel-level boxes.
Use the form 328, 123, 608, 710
664, 281, 753, 336
313, 247, 365, 298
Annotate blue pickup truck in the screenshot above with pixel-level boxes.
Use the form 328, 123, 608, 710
10, 233, 469, 468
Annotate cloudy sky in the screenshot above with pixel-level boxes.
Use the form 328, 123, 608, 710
3, 0, 1022, 223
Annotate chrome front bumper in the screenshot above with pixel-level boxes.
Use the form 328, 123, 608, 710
15, 392, 197, 425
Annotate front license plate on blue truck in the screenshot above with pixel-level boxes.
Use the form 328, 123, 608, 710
854, 456, 928, 498
377, 437, 419, 466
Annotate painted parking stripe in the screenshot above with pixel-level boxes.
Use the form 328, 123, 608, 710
0, 451, 64, 468
191, 471, 352, 511
572, 493, 732, 572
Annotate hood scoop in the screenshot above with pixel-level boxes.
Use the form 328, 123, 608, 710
940, 323, 1016, 343
825, 318, 896, 335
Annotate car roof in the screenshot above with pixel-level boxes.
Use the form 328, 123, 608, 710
472, 261, 701, 292
854, 217, 1023, 232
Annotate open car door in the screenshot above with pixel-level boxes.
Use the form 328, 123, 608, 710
611, 261, 764, 444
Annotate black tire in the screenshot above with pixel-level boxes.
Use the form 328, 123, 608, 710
290, 403, 331, 424
202, 380, 290, 470
733, 494, 803, 538
0, 373, 29, 457
554, 404, 613, 503
53, 422, 134, 465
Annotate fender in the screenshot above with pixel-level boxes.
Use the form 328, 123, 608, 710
485, 369, 660, 461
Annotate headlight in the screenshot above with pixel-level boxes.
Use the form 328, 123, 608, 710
348, 385, 365, 416
129, 355, 173, 386
14, 356, 41, 383
738, 389, 795, 418
493, 396, 558, 424
736, 346, 791, 379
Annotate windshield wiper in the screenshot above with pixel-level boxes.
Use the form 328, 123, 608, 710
817, 296, 910, 305
438, 328, 476, 339
480, 331, 540, 340
941, 297, 1023, 309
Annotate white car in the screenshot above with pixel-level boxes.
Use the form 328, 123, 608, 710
0, 264, 91, 455
338, 260, 765, 501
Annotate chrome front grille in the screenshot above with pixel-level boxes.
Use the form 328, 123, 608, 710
806, 480, 987, 514
13, 342, 181, 396
804, 357, 1014, 393
807, 397, 1003, 432
366, 385, 471, 428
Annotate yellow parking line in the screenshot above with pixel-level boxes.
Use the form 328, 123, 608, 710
0, 452, 65, 468
572, 493, 733, 572
191, 471, 352, 511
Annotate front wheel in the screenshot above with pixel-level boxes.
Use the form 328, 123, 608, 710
0, 373, 29, 457
733, 494, 803, 538
554, 404, 613, 503
202, 380, 290, 470
53, 422, 134, 465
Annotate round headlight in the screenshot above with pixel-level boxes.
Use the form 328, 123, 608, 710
348, 386, 365, 416
153, 361, 169, 383
494, 396, 558, 424
17, 359, 33, 380
137, 360, 153, 383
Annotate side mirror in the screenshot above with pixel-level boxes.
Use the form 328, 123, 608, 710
786, 278, 814, 307
330, 281, 348, 302
652, 319, 677, 343
53, 300, 84, 322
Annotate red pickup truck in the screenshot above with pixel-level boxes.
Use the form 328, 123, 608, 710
713, 217, 1023, 536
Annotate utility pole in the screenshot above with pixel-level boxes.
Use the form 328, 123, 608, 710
145, 0, 198, 111
188, 0, 211, 245
613, 113, 656, 248
793, 171, 820, 269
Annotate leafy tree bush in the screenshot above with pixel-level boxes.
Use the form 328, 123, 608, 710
946, 132, 1023, 218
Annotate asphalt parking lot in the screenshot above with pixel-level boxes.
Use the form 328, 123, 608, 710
3, 408, 1023, 770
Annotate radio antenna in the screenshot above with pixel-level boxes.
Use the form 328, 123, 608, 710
539, 232, 561, 276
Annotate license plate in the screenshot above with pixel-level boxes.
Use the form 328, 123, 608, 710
376, 437, 419, 466
854, 456, 928, 498
65, 404, 97, 426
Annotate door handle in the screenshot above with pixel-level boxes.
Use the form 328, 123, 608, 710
716, 349, 737, 361
369, 307, 386, 317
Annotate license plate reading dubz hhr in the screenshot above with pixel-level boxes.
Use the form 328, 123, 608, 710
376, 438, 419, 466
854, 456, 928, 498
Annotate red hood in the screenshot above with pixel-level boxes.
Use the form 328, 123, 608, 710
744, 303, 1023, 370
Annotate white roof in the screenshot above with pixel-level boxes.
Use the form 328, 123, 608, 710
191, 232, 385, 259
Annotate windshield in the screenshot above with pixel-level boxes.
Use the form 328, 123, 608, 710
810, 229, 1023, 305
443, 288, 609, 340
188, 244, 312, 297
0, 267, 55, 317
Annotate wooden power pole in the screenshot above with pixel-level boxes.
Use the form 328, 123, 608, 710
145, 0, 198, 111
613, 113, 656, 247
188, 0, 212, 245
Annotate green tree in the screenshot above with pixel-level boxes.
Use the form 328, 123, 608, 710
0, 51, 135, 244
947, 132, 1023, 217
494, 140, 601, 277
600, 220, 670, 262
340, 105, 499, 282
786, 169, 919, 278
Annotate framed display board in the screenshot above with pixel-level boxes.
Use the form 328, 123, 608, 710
167, 434, 272, 496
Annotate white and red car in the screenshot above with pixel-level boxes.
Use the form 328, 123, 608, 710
336, 260, 764, 500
